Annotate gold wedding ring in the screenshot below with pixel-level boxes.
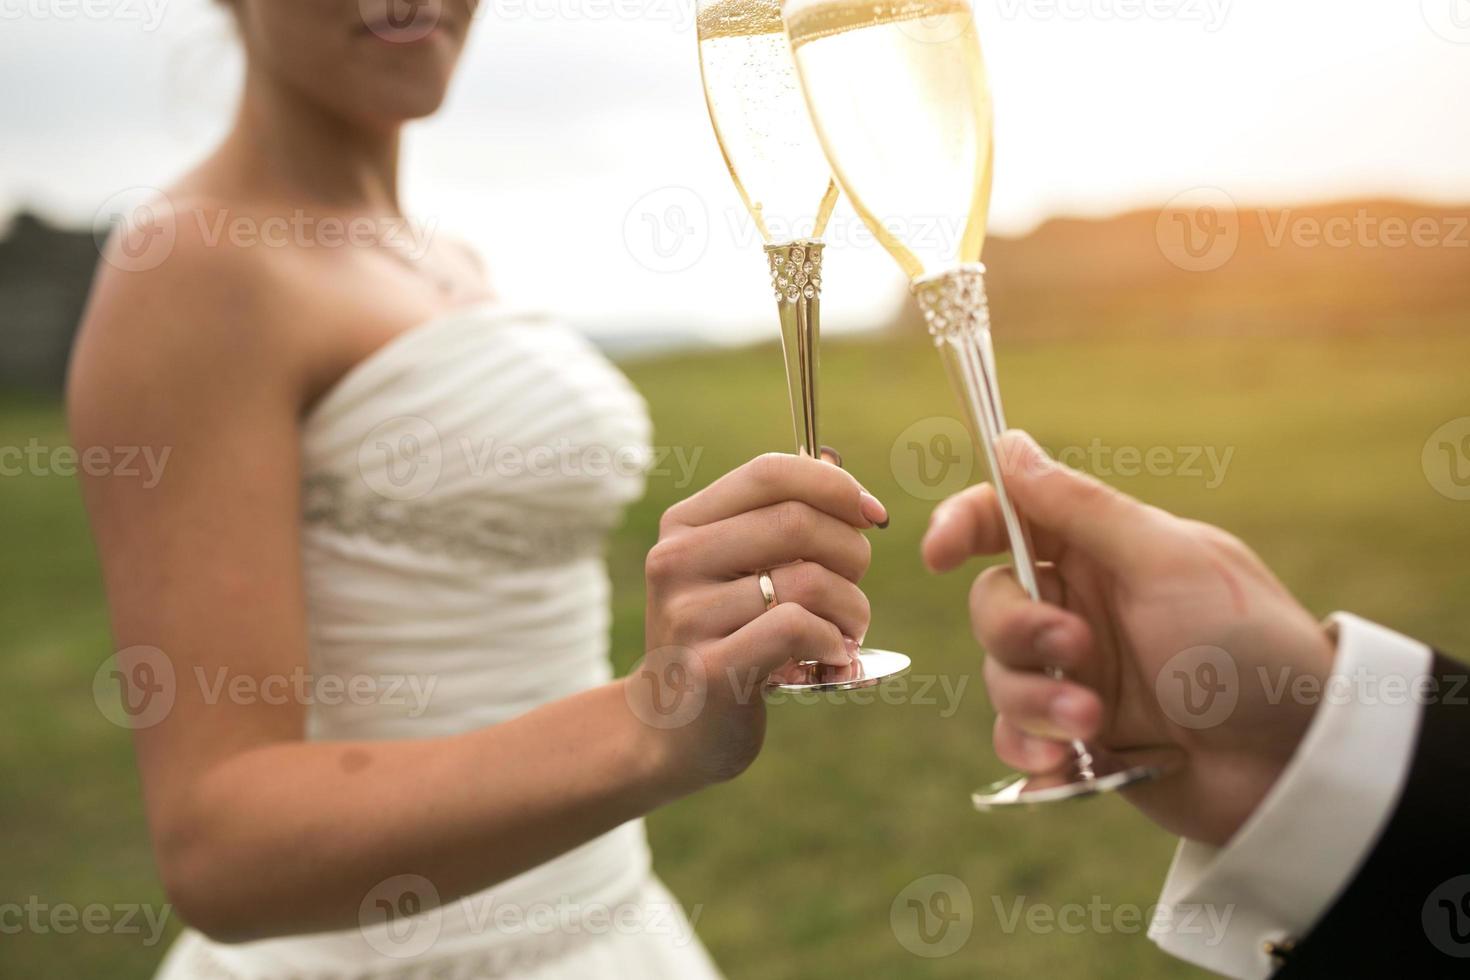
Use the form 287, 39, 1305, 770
757, 570, 778, 611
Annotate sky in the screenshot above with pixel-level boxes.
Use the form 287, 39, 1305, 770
3, 0, 1470, 342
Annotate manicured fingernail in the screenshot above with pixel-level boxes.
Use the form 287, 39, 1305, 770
1050, 692, 1091, 735
859, 491, 889, 529
820, 445, 844, 468
843, 635, 861, 661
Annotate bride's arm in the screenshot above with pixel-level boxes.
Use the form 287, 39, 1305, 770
70, 234, 880, 943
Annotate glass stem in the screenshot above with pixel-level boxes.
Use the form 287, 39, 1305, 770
766, 240, 825, 457
914, 265, 1094, 778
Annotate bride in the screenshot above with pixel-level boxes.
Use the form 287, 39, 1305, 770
69, 2, 887, 976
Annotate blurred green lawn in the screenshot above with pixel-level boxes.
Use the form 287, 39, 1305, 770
2, 331, 1467, 978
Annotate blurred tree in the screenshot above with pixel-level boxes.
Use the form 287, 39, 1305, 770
0, 212, 98, 392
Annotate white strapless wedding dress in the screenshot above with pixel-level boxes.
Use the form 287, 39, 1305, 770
154, 304, 722, 980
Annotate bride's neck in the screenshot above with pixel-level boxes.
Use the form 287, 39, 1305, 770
219, 68, 403, 215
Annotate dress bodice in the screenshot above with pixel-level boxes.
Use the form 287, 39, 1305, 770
160, 305, 691, 978
297, 303, 652, 738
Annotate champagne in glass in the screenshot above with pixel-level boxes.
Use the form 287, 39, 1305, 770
697, 0, 911, 692
783, 0, 990, 280
786, 0, 1179, 798
697, 0, 841, 255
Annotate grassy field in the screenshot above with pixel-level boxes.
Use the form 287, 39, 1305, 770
2, 329, 1468, 978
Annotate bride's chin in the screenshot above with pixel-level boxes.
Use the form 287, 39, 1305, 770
327, 72, 457, 126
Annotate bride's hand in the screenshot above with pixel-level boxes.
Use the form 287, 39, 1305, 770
635, 452, 888, 791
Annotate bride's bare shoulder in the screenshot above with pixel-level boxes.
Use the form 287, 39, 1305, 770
69, 188, 316, 426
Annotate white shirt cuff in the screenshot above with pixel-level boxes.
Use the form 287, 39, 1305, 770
1148, 613, 1431, 978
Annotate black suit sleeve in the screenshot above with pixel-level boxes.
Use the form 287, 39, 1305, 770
1273, 653, 1470, 979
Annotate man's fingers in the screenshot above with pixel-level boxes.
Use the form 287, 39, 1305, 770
922, 483, 1004, 572
664, 453, 886, 530
993, 715, 1073, 774
992, 430, 1173, 571
983, 657, 1102, 741
924, 430, 1177, 574
970, 565, 1091, 673
921, 481, 1072, 572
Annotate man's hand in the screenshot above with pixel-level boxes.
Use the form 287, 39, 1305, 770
922, 430, 1336, 845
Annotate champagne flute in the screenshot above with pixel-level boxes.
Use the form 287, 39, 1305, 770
697, 0, 911, 692
783, 0, 1179, 801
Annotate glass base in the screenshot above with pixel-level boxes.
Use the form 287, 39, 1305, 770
766, 648, 911, 693
972, 745, 1184, 810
